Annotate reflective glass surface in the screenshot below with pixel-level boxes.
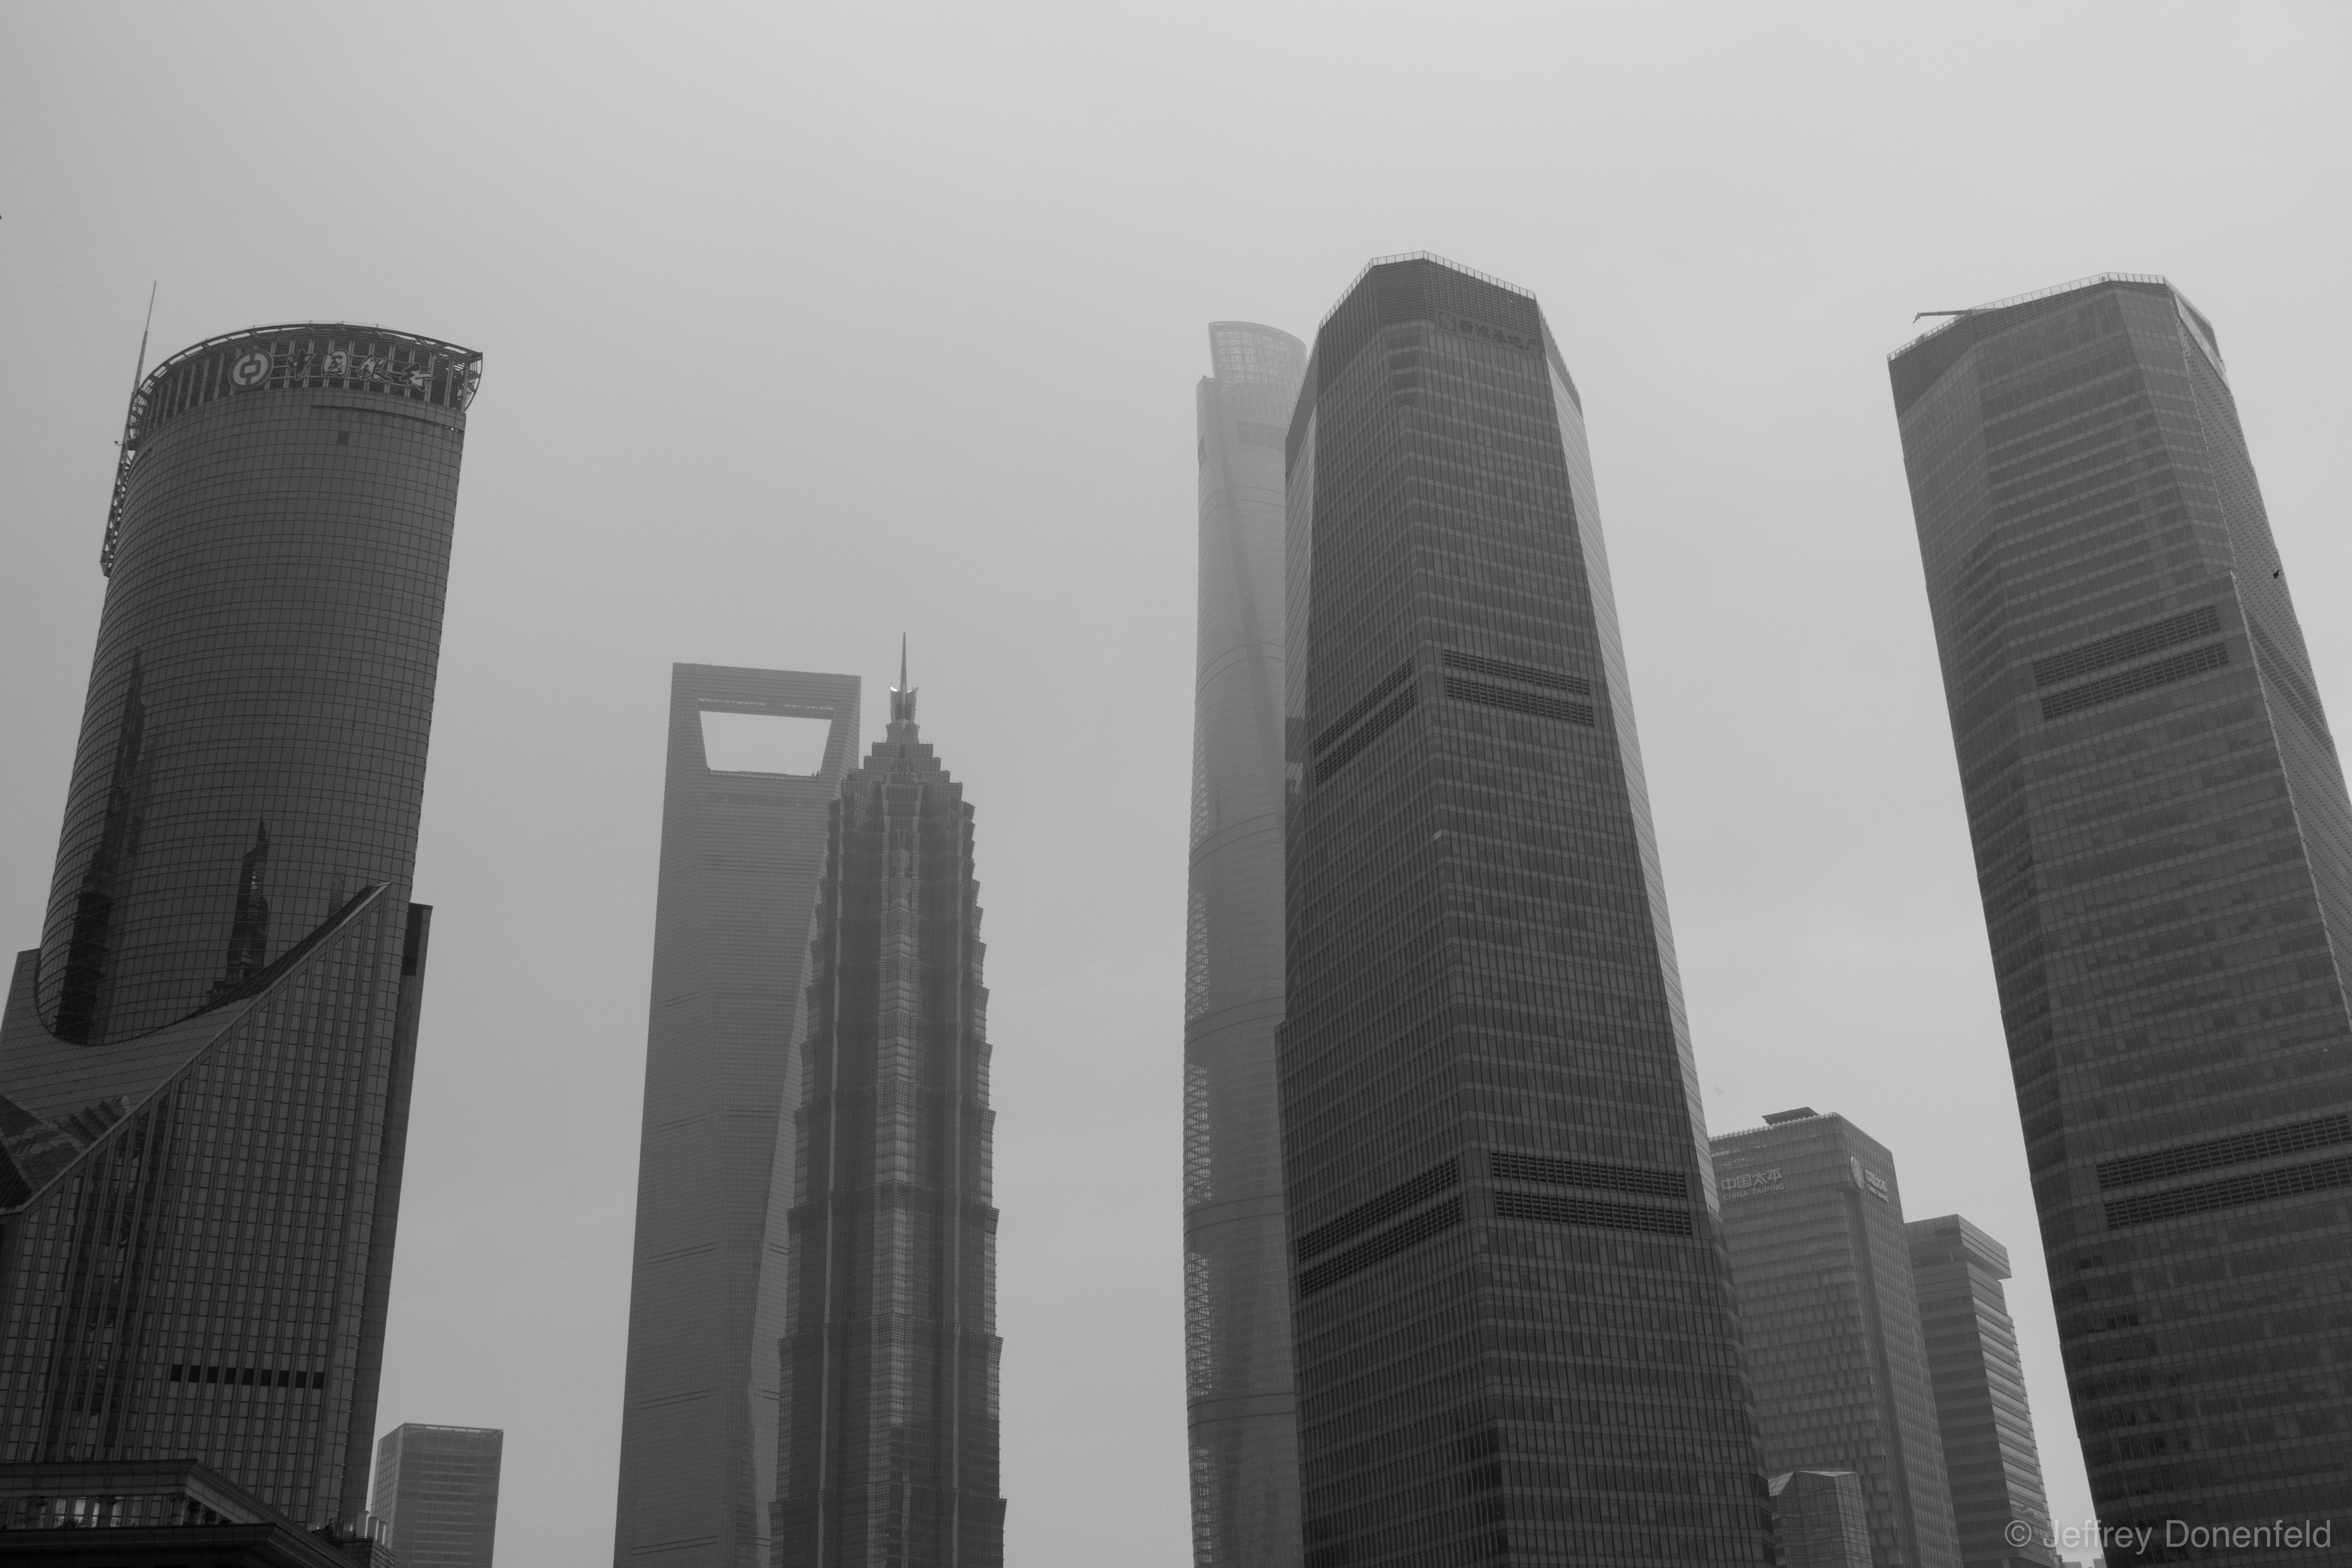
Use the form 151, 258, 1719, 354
1281, 257, 1769, 1567
1890, 278, 2352, 1550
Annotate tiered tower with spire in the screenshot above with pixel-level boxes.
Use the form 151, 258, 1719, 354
775, 654, 1004, 1567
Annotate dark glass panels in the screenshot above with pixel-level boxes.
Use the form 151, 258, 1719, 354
1187, 320, 1307, 1568
0, 323, 477, 1525
370, 1423, 502, 1568
1279, 255, 1765, 1566
1713, 1113, 1959, 1568
614, 666, 860, 1568
775, 685, 1003, 1567
1889, 275, 2352, 1545
1905, 1216, 2059, 1568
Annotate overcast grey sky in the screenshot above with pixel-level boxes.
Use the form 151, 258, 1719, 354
4, 4, 2349, 1562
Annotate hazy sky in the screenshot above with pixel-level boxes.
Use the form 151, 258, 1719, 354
4, 5, 2349, 1562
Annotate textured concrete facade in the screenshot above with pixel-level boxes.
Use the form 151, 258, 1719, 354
371, 1424, 502, 1568
615, 666, 860, 1568
1185, 320, 1305, 1568
0, 323, 477, 1525
1713, 1113, 1959, 1568
1889, 276, 2352, 1548
777, 679, 1003, 1567
1279, 255, 1767, 1566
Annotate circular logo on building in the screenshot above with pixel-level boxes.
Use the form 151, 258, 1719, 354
229, 349, 272, 388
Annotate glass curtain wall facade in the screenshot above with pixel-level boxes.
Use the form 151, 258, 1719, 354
0, 323, 480, 1524
1279, 254, 1767, 1566
1889, 276, 2352, 1549
1904, 1216, 2059, 1568
1186, 320, 1307, 1568
1712, 1113, 1960, 1568
615, 666, 860, 1568
1769, 1470, 1873, 1568
370, 1424, 502, 1568
776, 679, 1003, 1567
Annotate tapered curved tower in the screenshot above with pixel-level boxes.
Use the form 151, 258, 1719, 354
1185, 322, 1306, 1568
0, 323, 479, 1523
1279, 255, 1769, 1565
776, 672, 1004, 1567
1889, 275, 2352, 1551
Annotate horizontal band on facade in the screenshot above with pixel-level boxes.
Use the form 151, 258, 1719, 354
2103, 1153, 2352, 1228
1297, 1198, 1464, 1299
2098, 1113, 2351, 1191
1295, 1159, 1461, 1263
2038, 641, 2229, 721
2033, 604, 2221, 688
168, 1365, 325, 1389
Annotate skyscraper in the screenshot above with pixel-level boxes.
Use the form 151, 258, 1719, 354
371, 1424, 503, 1568
1712, 1110, 1959, 1568
1889, 275, 2352, 1542
1186, 320, 1306, 1568
1279, 254, 1767, 1565
1769, 1470, 1874, 1568
614, 665, 861, 1568
1905, 1215, 2059, 1568
0, 324, 481, 1522
775, 668, 1002, 1567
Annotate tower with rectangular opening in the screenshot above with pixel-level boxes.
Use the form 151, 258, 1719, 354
614, 665, 861, 1568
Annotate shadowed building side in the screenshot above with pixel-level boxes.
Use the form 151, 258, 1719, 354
614, 666, 860, 1568
1889, 276, 2352, 1552
1279, 255, 1769, 1566
0, 321, 478, 1525
1185, 320, 1306, 1568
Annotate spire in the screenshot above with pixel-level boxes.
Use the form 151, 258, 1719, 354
889, 634, 917, 725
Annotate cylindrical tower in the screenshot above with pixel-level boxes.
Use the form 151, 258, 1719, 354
40, 325, 480, 1043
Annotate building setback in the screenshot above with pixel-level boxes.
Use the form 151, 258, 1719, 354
1905, 1215, 2059, 1568
1185, 320, 1307, 1568
1769, 1469, 1873, 1568
775, 671, 1003, 1567
614, 665, 860, 1568
371, 1424, 502, 1568
1278, 254, 1767, 1565
1713, 1110, 1959, 1568
0, 324, 481, 1524
1887, 274, 2352, 1543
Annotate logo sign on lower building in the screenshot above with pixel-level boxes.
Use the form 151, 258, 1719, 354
1722, 1168, 1783, 1195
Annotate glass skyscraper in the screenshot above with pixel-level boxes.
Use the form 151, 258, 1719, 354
775, 673, 1003, 1567
0, 324, 481, 1524
371, 1424, 502, 1568
1889, 274, 2352, 1547
614, 665, 860, 1568
1186, 320, 1306, 1568
1712, 1111, 1959, 1568
1904, 1215, 2059, 1568
1279, 254, 1767, 1566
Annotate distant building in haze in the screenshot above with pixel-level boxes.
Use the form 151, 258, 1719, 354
613, 665, 860, 1568
1278, 253, 1768, 1563
1888, 274, 2352, 1538
0, 324, 480, 1524
1713, 1110, 1959, 1568
774, 666, 1003, 1567
372, 1424, 501, 1568
1905, 1216, 2059, 1568
1185, 319, 1306, 1568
